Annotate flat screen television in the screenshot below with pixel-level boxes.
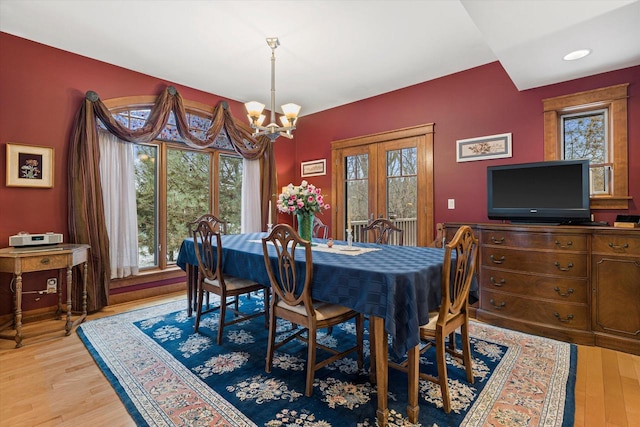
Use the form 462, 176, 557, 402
487, 159, 591, 224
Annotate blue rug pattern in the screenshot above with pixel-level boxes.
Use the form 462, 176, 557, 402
78, 294, 576, 426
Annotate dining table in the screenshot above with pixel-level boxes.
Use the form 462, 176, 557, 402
176, 232, 475, 426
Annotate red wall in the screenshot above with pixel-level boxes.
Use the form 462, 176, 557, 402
0, 33, 294, 314
293, 63, 640, 234
1, 32, 638, 314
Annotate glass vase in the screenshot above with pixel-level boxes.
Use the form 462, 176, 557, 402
297, 212, 314, 244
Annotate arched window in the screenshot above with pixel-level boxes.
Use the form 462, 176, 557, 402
103, 101, 243, 272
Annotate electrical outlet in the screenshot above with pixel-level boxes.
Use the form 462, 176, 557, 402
46, 278, 57, 294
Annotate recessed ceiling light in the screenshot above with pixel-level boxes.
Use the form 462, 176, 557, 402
563, 49, 592, 61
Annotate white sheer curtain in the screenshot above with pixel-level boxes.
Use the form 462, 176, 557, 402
241, 158, 261, 233
98, 131, 139, 278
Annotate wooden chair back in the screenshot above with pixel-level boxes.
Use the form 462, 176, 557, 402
360, 218, 404, 245
313, 216, 329, 239
262, 224, 314, 313
192, 219, 223, 283
188, 213, 227, 235
438, 225, 478, 325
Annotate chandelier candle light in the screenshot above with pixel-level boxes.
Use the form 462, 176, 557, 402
245, 37, 301, 142
277, 180, 330, 243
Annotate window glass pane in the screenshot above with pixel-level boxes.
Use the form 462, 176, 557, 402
562, 110, 607, 163
562, 109, 608, 195
387, 149, 401, 177
386, 147, 417, 220
166, 148, 212, 263
345, 154, 369, 239
218, 155, 243, 234
134, 144, 159, 269
130, 110, 150, 120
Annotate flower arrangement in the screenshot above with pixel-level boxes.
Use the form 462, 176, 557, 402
277, 180, 330, 216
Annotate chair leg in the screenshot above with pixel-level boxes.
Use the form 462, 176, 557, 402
217, 295, 227, 345
461, 322, 474, 384
194, 287, 204, 333
356, 314, 364, 369
263, 289, 270, 329
448, 331, 457, 352
436, 330, 451, 413
265, 305, 277, 374
305, 324, 317, 397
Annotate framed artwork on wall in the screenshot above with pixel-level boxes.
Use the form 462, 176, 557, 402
301, 159, 326, 177
456, 133, 512, 162
6, 143, 55, 188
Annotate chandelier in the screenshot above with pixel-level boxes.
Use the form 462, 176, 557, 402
245, 37, 301, 141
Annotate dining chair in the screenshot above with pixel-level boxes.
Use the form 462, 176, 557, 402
312, 216, 329, 239
360, 218, 404, 245
262, 224, 364, 396
188, 213, 228, 235
192, 219, 270, 344
389, 225, 478, 413
186, 214, 229, 316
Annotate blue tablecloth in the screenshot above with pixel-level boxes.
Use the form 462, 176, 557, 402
177, 232, 472, 357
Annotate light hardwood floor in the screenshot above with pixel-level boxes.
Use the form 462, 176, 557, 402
1, 291, 638, 427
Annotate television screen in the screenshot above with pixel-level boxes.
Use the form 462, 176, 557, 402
487, 160, 591, 223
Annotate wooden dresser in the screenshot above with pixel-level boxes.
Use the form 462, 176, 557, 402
444, 223, 640, 355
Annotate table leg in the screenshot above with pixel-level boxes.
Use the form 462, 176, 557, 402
372, 316, 388, 427
407, 344, 420, 423
14, 273, 23, 348
56, 269, 63, 319
65, 264, 73, 335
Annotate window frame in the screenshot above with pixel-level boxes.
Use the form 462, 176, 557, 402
543, 83, 630, 210
102, 95, 241, 287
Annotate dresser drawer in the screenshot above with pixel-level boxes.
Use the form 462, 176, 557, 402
481, 289, 589, 330
592, 233, 640, 256
481, 230, 587, 251
480, 268, 588, 303
481, 247, 587, 277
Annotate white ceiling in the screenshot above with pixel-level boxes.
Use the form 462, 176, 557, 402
1, 0, 639, 116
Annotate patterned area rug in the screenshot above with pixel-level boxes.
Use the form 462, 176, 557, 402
78, 294, 576, 426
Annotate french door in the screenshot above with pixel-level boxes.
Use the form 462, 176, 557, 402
331, 124, 434, 246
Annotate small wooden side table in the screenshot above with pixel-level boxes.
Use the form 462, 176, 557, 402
0, 243, 90, 348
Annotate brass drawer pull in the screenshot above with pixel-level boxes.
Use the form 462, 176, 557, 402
490, 255, 506, 264
554, 261, 574, 271
608, 242, 629, 251
41, 258, 50, 265
553, 312, 574, 323
489, 299, 506, 309
553, 286, 574, 297
491, 236, 505, 244
490, 277, 506, 287
554, 240, 573, 249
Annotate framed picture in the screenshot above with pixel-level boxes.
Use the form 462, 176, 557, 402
6, 143, 55, 188
301, 159, 326, 177
456, 133, 512, 163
